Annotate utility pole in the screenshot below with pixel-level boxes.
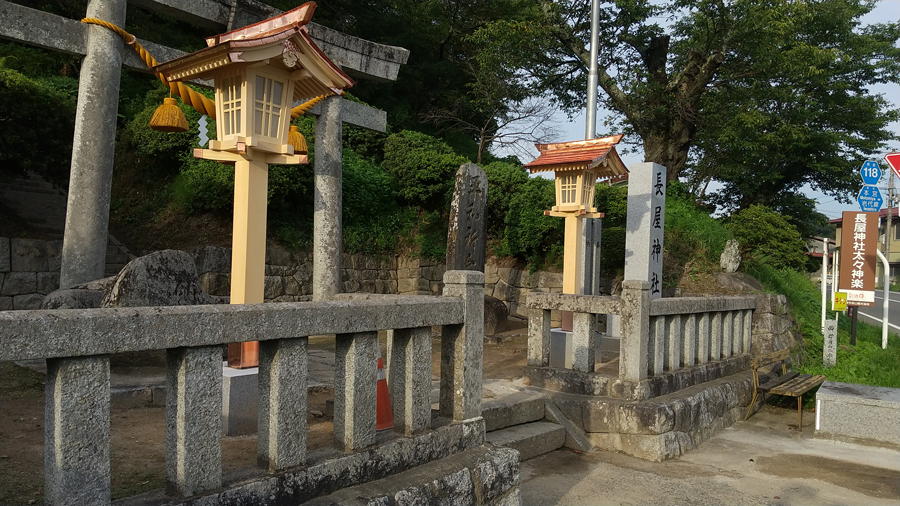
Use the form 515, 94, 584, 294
886, 168, 894, 285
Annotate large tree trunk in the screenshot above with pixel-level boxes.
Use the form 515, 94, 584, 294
640, 121, 694, 181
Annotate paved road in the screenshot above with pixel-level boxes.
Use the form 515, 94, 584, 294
521, 407, 900, 506
825, 285, 900, 335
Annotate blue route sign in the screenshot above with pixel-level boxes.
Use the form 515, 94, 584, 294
858, 184, 883, 212
859, 160, 882, 185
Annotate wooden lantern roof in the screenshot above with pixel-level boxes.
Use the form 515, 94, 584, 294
153, 2, 354, 103
525, 134, 629, 180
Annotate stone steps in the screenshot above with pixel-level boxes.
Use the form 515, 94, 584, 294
299, 445, 521, 506
480, 381, 574, 462
486, 421, 565, 461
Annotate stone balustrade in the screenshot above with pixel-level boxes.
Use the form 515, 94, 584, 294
0, 270, 485, 505
647, 295, 755, 376
525, 281, 756, 400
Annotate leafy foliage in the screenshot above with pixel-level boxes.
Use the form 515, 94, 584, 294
382, 130, 468, 210
498, 177, 563, 267
725, 205, 808, 271
0, 65, 76, 186
471, 0, 899, 189
482, 161, 529, 238
687, 0, 900, 213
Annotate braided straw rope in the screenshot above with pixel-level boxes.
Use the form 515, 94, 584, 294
83, 17, 217, 119
82, 18, 338, 123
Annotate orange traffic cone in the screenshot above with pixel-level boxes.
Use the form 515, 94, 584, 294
375, 342, 394, 431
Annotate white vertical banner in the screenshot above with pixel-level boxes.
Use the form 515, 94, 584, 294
624, 162, 666, 299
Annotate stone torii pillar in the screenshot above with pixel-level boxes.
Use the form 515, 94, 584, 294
309, 97, 387, 301
59, 0, 126, 289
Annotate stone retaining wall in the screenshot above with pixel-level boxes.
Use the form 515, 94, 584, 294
2, 238, 569, 316
0, 237, 61, 310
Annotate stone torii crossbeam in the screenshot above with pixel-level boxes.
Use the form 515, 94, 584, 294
0, 0, 408, 303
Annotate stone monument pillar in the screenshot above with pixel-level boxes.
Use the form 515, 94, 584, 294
446, 163, 488, 272
624, 162, 667, 299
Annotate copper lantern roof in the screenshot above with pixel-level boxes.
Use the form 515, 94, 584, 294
525, 134, 629, 180
153, 2, 354, 103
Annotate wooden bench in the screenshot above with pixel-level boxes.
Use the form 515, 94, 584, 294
744, 348, 826, 431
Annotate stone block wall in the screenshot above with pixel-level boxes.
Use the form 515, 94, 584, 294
0, 237, 62, 310
486, 263, 563, 322
2, 236, 565, 316
191, 245, 398, 302
397, 256, 446, 295
750, 293, 800, 357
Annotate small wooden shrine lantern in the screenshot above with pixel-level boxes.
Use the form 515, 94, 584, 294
154, 2, 354, 367
525, 135, 628, 328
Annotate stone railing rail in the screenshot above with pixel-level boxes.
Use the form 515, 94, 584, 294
646, 295, 755, 377
0, 270, 484, 505
526, 281, 756, 384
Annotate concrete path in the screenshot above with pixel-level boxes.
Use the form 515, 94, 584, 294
520, 406, 899, 506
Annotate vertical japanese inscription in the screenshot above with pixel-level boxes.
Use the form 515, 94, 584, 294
447, 163, 488, 271
838, 211, 878, 307
625, 163, 666, 299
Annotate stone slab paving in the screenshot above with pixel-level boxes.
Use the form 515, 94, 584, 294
521, 406, 900, 506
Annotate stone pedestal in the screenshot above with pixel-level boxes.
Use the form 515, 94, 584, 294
222, 364, 259, 436
549, 329, 620, 369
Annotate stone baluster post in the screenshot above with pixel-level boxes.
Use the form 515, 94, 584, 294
711, 312, 724, 360
258, 337, 308, 472
166, 346, 222, 497
682, 314, 697, 368
619, 280, 649, 382
389, 327, 432, 435
527, 306, 551, 367
440, 270, 484, 421
333, 331, 377, 451
649, 315, 665, 376
666, 314, 683, 371
697, 313, 711, 364
45, 356, 110, 505
722, 312, 735, 357
571, 312, 596, 373
743, 309, 753, 354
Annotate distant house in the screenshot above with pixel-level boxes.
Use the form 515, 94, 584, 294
830, 208, 900, 283
807, 236, 836, 282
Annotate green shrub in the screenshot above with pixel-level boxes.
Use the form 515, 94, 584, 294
171, 156, 234, 214
500, 177, 563, 268
482, 161, 529, 238
382, 130, 468, 210
599, 226, 626, 275
0, 66, 76, 186
342, 150, 412, 253
726, 204, 807, 271
594, 184, 628, 228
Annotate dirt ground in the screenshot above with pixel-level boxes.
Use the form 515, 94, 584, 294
0, 319, 531, 504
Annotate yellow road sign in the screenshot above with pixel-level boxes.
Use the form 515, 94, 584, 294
833, 292, 848, 312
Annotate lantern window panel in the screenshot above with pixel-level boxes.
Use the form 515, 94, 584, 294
253, 75, 286, 139
560, 174, 578, 205
220, 73, 244, 137
582, 170, 595, 207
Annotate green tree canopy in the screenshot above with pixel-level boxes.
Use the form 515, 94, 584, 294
470, 0, 899, 187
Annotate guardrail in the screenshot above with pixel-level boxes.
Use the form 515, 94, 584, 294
0, 270, 484, 504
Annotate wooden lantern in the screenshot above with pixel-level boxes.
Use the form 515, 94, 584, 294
153, 2, 354, 368
525, 135, 629, 330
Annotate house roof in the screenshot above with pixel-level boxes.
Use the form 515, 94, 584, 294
153, 2, 354, 102
524, 135, 629, 181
